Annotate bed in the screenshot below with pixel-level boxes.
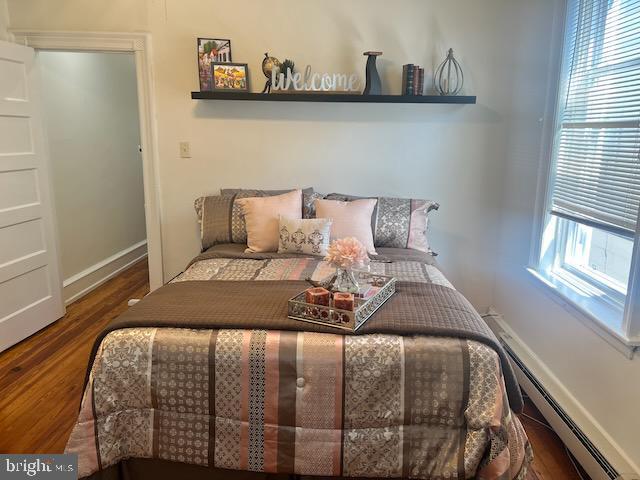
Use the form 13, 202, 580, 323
65, 244, 531, 480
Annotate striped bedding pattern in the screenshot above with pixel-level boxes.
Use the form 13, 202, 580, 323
65, 255, 531, 479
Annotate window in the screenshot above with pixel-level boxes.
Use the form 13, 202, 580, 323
563, 221, 633, 296
535, 0, 640, 345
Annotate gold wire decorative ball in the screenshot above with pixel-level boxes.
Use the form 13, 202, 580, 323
262, 53, 281, 80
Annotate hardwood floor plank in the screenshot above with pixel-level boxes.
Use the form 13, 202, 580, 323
518, 399, 589, 480
0, 258, 585, 479
0, 259, 149, 454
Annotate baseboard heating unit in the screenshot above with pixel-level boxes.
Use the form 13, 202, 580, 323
484, 312, 639, 480
500, 339, 620, 480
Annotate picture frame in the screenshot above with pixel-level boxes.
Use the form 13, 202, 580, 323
197, 38, 232, 91
212, 62, 250, 92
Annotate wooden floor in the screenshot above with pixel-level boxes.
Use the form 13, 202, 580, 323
519, 399, 588, 480
0, 259, 149, 453
0, 258, 587, 479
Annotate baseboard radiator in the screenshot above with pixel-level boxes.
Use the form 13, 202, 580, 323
499, 337, 621, 480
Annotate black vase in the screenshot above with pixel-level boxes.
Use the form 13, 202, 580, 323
363, 51, 382, 95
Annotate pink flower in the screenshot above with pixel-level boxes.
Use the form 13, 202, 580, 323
324, 237, 369, 269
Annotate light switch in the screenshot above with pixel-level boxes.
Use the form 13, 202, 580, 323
179, 141, 191, 158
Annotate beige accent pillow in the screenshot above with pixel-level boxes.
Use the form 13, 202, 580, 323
236, 189, 303, 252
315, 198, 378, 254
278, 217, 332, 256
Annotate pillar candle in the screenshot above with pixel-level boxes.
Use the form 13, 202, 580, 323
305, 287, 330, 306
333, 292, 355, 311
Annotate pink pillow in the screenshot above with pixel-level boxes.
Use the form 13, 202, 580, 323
315, 198, 377, 254
237, 189, 302, 252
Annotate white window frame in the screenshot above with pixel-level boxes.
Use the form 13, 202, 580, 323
529, 0, 640, 357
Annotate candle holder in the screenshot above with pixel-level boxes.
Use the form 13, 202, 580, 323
434, 48, 464, 96
362, 51, 382, 95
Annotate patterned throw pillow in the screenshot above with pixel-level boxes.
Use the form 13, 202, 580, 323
278, 217, 332, 256
302, 191, 324, 218
324, 193, 439, 254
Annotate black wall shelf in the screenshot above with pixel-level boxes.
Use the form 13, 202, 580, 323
191, 91, 476, 104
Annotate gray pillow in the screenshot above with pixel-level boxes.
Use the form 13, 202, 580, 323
194, 194, 235, 251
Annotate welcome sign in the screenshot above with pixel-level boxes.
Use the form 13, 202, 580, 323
272, 65, 360, 92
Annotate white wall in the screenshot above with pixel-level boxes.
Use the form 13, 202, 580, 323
0, 0, 10, 41
6, 0, 555, 313
491, 1, 640, 472
38, 51, 146, 281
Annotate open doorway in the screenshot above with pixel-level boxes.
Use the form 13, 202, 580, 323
38, 50, 148, 304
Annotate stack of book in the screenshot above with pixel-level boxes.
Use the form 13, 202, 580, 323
402, 64, 425, 95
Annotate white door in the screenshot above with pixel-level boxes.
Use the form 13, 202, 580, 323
0, 40, 64, 352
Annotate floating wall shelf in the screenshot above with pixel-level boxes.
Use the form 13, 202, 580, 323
191, 91, 476, 104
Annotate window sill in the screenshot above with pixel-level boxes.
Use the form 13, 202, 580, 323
526, 267, 639, 359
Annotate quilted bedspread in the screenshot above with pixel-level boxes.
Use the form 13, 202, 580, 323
65, 253, 532, 479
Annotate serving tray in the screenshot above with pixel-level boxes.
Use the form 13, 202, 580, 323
287, 272, 396, 332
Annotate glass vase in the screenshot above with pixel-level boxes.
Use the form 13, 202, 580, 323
334, 267, 360, 293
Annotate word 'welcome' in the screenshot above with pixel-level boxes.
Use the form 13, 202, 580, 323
272, 65, 360, 92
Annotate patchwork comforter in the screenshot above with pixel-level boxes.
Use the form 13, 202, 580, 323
65, 246, 532, 479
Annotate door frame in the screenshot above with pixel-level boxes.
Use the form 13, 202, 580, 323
10, 30, 164, 290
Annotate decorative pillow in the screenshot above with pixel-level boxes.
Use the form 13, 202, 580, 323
324, 193, 439, 253
278, 217, 332, 256
236, 189, 303, 253
314, 198, 378, 254
194, 194, 235, 251
302, 191, 324, 218
323, 193, 378, 235
220, 187, 315, 242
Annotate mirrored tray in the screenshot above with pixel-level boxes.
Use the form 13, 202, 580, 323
287, 272, 396, 332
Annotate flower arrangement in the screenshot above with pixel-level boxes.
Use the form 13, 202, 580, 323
324, 237, 369, 269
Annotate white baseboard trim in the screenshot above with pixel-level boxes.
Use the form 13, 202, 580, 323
484, 308, 640, 480
63, 240, 147, 305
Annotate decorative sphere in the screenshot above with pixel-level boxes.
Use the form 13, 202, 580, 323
262, 53, 281, 80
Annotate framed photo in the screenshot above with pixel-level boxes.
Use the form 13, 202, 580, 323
212, 62, 250, 92
197, 38, 232, 91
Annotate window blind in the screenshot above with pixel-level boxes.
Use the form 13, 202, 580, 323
550, 0, 640, 237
